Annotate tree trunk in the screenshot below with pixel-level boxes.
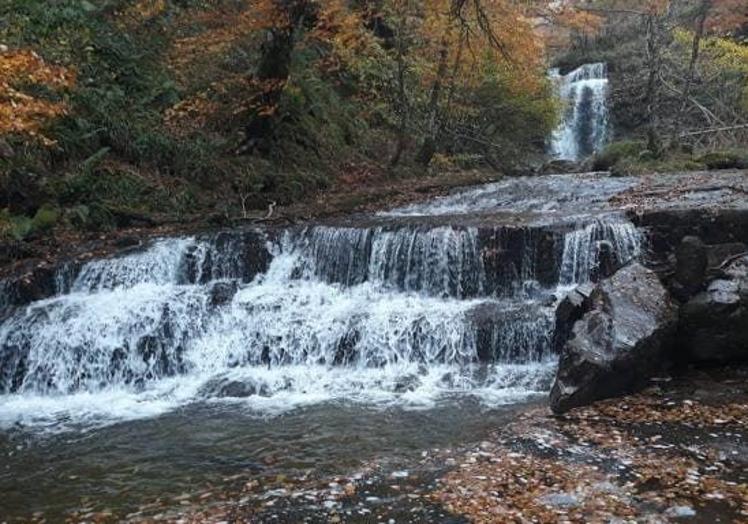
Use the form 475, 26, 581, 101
389, 12, 410, 168
416, 39, 449, 166
675, 0, 711, 136
241, 0, 317, 155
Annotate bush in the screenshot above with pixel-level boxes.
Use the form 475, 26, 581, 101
592, 140, 646, 171
610, 156, 706, 177
0, 205, 59, 241
31, 205, 59, 233
697, 151, 748, 170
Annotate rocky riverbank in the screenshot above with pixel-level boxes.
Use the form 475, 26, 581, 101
72, 366, 744, 524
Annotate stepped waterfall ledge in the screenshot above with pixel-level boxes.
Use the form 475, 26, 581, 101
550, 63, 611, 161
0, 176, 644, 429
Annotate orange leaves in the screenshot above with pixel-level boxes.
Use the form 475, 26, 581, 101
706, 0, 748, 34
554, 7, 605, 36
0, 48, 75, 144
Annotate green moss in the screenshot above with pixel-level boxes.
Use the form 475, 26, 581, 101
31, 205, 59, 233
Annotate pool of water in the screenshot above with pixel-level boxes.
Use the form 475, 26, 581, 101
0, 397, 533, 520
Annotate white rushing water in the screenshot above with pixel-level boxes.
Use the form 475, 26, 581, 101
0, 194, 642, 430
549, 63, 610, 161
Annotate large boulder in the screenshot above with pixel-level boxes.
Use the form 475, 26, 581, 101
550, 263, 678, 414
680, 255, 748, 363
672, 236, 708, 301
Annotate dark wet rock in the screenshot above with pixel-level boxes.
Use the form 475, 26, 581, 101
551, 283, 595, 355
209, 281, 239, 307
0, 265, 59, 313
632, 208, 748, 272
706, 242, 747, 272
199, 377, 272, 398
550, 263, 678, 414
0, 340, 29, 394
113, 236, 141, 249
679, 255, 748, 364
333, 329, 360, 365
393, 374, 421, 393
181, 229, 271, 285
673, 236, 708, 301
478, 227, 561, 293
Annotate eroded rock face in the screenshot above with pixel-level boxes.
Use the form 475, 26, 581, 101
550, 263, 678, 414
680, 255, 748, 363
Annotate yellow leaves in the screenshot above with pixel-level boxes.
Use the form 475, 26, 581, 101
413, 0, 548, 96
673, 27, 748, 112
0, 48, 75, 145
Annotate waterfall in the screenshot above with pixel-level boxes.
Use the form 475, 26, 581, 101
559, 218, 641, 286
0, 184, 645, 428
550, 63, 610, 161
292, 226, 486, 298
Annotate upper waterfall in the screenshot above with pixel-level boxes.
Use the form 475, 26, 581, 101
549, 63, 611, 161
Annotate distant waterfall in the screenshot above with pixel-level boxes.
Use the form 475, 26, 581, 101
550, 63, 610, 161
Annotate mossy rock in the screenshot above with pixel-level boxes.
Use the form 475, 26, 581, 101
697, 151, 748, 170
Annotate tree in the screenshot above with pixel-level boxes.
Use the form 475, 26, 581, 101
241, 0, 321, 153
564, 0, 747, 151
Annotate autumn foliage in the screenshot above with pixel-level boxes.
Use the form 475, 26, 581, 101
0, 48, 75, 144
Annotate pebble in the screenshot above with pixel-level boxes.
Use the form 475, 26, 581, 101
665, 505, 696, 518
538, 493, 580, 508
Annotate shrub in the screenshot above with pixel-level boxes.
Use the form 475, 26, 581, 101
698, 151, 748, 170
592, 140, 646, 171
31, 205, 59, 233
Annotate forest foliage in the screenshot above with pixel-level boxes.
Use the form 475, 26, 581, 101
0, 0, 745, 249
0, 0, 557, 245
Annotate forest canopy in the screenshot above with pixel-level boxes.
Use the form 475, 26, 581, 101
0, 0, 746, 249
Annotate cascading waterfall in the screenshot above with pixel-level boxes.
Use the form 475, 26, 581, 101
559, 218, 641, 286
294, 226, 486, 298
550, 63, 610, 161
0, 195, 643, 429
